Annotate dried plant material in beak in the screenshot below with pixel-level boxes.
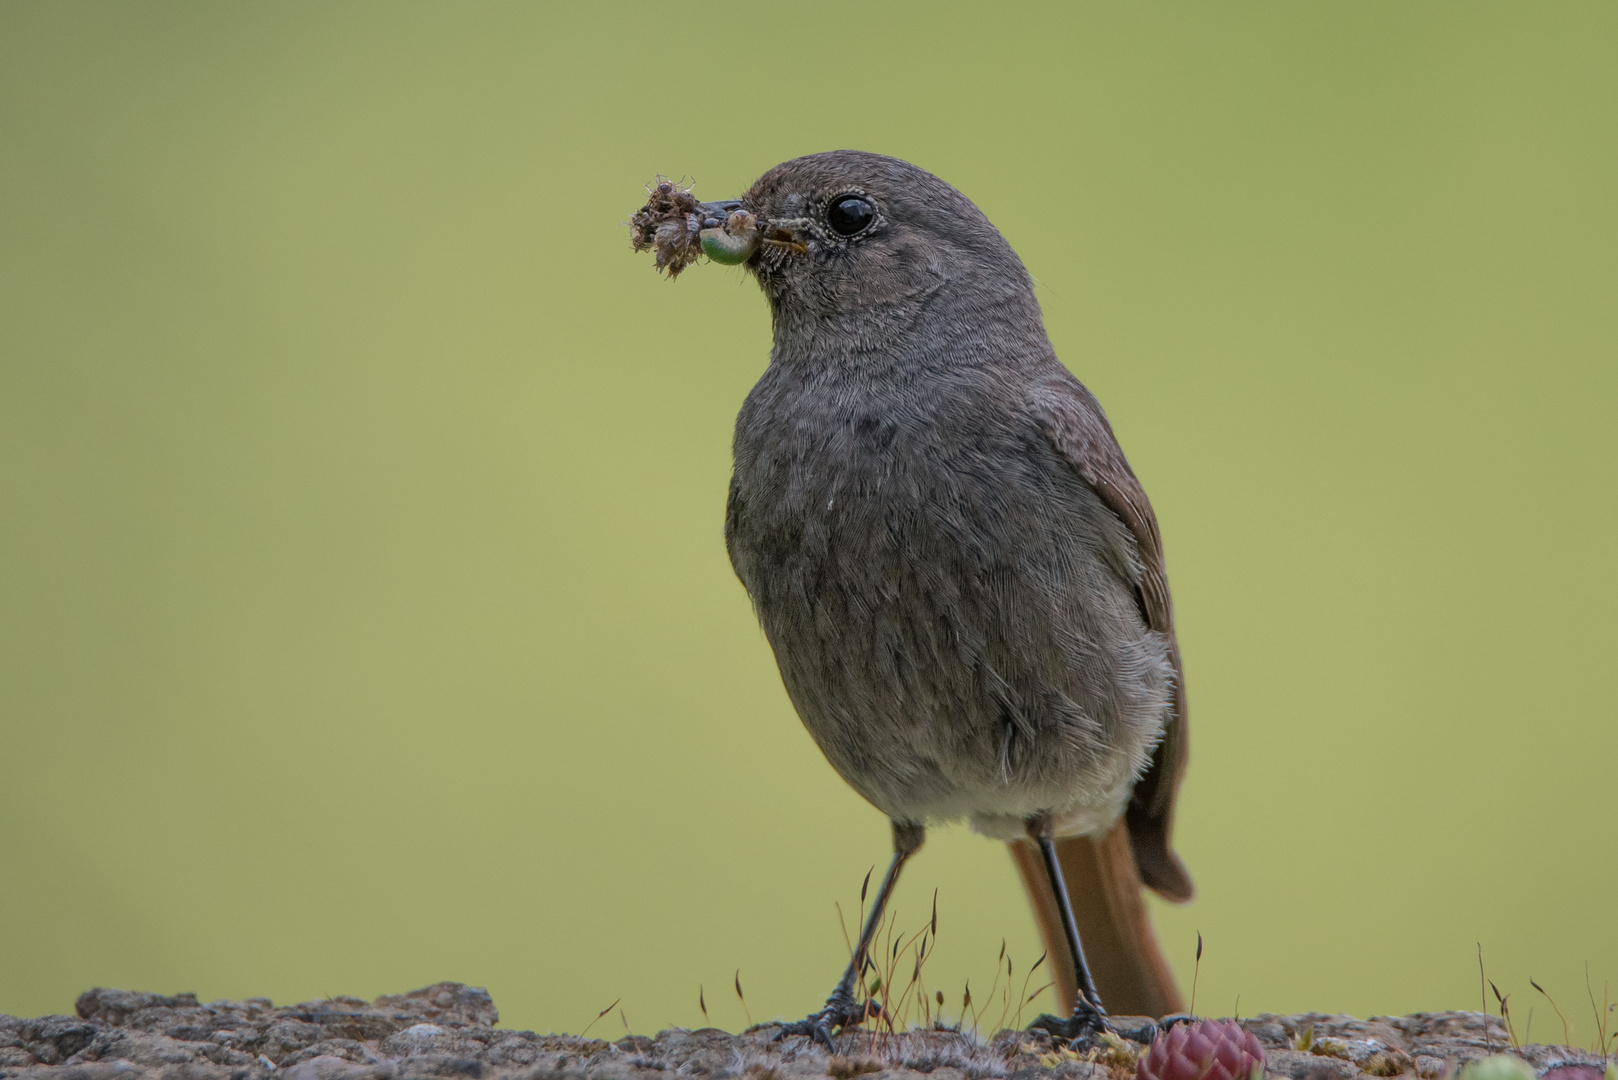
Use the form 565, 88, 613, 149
629, 178, 704, 278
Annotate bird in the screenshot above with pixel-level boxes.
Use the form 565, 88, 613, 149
642, 150, 1193, 1048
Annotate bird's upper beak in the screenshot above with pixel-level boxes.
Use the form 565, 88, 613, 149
697, 199, 744, 223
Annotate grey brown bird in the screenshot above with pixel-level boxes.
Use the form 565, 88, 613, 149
642, 151, 1193, 1046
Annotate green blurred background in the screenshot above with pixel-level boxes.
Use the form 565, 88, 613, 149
2, 1, 1614, 1038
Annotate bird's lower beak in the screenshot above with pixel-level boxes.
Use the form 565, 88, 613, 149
697, 199, 759, 265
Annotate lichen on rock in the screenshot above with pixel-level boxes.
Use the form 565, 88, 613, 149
1, 986, 1610, 1080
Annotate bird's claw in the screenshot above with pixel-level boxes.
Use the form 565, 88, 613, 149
772, 993, 879, 1050
1028, 998, 1114, 1050
1108, 1016, 1162, 1045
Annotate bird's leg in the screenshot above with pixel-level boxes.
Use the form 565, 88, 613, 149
1023, 815, 1116, 1049
774, 820, 925, 1050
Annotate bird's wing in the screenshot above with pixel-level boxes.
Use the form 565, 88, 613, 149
1026, 373, 1194, 902
723, 473, 747, 587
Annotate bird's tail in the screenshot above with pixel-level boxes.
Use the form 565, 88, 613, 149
1008, 821, 1185, 1019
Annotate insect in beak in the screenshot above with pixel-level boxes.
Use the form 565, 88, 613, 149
697, 204, 808, 264
697, 204, 760, 265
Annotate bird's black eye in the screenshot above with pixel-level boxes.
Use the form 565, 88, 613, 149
827, 194, 874, 236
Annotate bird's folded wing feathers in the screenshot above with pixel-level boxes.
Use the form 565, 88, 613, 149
1026, 375, 1194, 902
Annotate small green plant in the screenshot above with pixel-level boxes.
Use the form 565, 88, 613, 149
953, 937, 1052, 1037
735, 971, 753, 1028
826, 881, 1054, 1038
1584, 964, 1612, 1059
1490, 979, 1521, 1051
1533, 979, 1572, 1048
1459, 1056, 1535, 1080
1475, 963, 1613, 1055
1190, 931, 1203, 1018
578, 997, 620, 1039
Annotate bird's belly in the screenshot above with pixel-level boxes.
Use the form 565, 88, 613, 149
729, 433, 1173, 834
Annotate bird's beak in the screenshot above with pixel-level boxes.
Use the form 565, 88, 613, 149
697, 199, 760, 265
697, 199, 744, 222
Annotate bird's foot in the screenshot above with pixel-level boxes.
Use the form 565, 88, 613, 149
1107, 1016, 1162, 1045
772, 990, 879, 1051
1028, 997, 1116, 1050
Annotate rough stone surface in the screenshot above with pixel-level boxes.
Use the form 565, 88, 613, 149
0, 985, 1607, 1080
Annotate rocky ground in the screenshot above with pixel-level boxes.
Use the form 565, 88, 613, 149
1, 984, 1607, 1080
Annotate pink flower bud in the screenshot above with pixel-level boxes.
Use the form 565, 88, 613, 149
1137, 1019, 1267, 1080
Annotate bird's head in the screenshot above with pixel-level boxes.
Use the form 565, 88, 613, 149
636, 152, 1038, 340
733, 151, 1030, 323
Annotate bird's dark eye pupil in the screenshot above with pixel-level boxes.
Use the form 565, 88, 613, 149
827, 195, 874, 236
